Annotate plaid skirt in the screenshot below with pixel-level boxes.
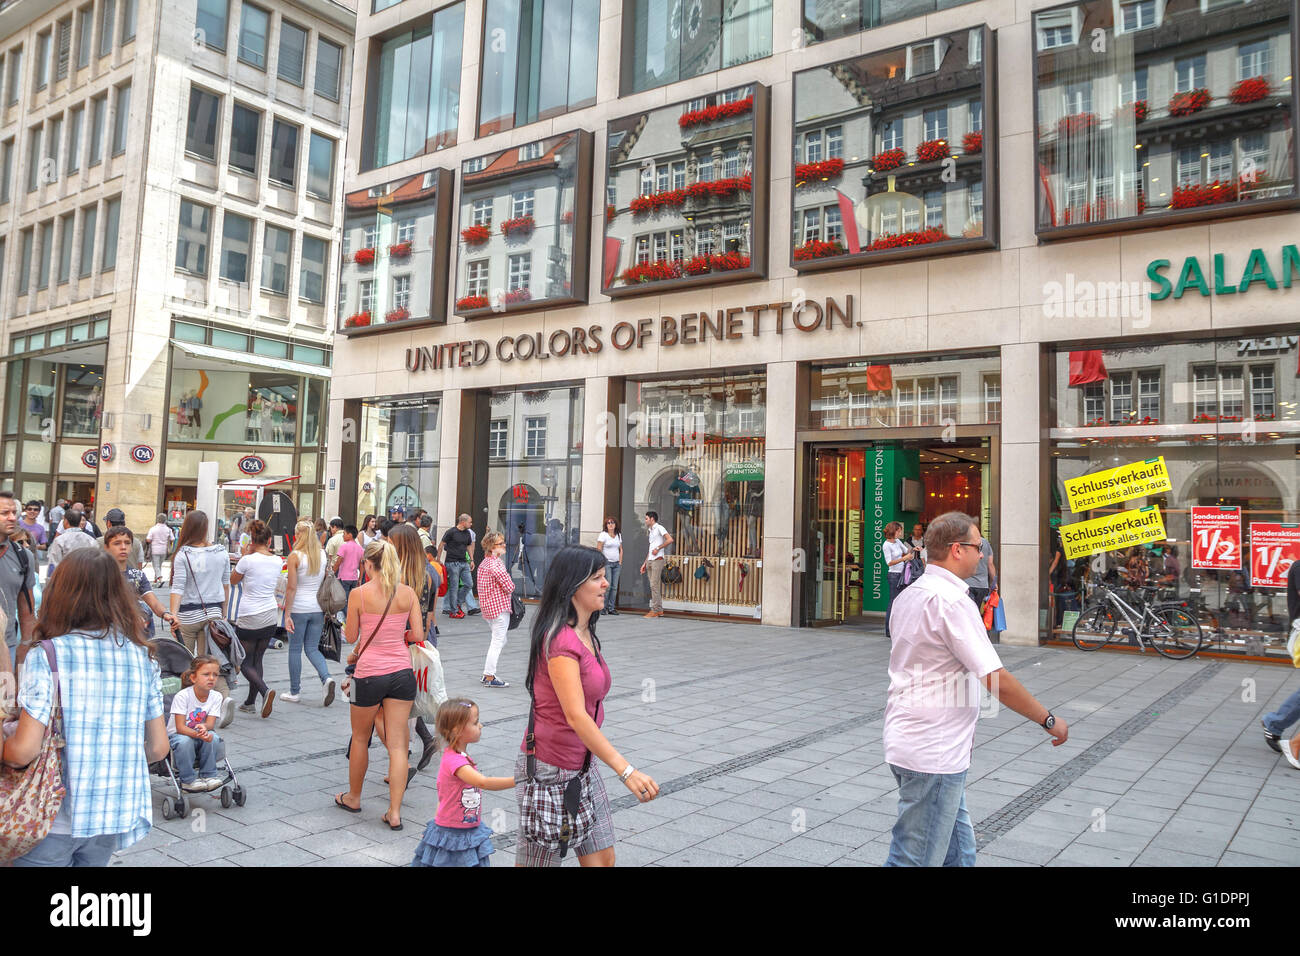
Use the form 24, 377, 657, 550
513, 753, 615, 866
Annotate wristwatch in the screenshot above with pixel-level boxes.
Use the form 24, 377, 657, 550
1042, 712, 1056, 730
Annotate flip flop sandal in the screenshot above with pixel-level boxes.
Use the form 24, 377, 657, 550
334, 793, 362, 813
382, 813, 404, 831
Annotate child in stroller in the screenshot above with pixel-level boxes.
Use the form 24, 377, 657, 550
153, 640, 246, 819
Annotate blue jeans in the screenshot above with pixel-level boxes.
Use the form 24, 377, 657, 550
13, 832, 117, 867
288, 611, 331, 694
168, 731, 225, 783
1263, 684, 1300, 736
886, 572, 903, 637
459, 563, 480, 611
605, 562, 621, 611
444, 561, 467, 612
885, 763, 976, 867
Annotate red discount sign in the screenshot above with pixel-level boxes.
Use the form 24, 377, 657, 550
1248, 523, 1300, 588
1191, 507, 1241, 570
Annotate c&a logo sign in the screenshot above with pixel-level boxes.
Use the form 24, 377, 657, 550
237, 455, 266, 476
130, 445, 155, 464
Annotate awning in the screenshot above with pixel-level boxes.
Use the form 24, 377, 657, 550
170, 340, 330, 380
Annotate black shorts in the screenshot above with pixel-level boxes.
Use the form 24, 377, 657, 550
350, 668, 416, 707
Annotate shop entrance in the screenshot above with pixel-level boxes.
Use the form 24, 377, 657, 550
56, 480, 96, 510
805, 437, 997, 627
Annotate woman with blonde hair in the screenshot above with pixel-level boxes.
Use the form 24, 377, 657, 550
335, 540, 422, 829
387, 523, 440, 773
282, 518, 336, 707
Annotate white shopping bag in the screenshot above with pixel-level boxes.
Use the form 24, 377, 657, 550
409, 640, 447, 720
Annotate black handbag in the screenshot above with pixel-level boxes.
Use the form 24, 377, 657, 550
508, 594, 526, 631
319, 615, 343, 663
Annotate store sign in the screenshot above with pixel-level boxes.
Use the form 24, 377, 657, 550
1191, 506, 1241, 570
1063, 457, 1171, 513
237, 455, 266, 476
405, 295, 857, 372
724, 460, 765, 481
1060, 506, 1167, 560
81, 449, 98, 469
1248, 523, 1300, 588
130, 445, 155, 464
100, 443, 114, 463
1147, 246, 1300, 300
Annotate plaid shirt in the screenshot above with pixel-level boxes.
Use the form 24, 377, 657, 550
476, 555, 514, 620
20, 632, 164, 849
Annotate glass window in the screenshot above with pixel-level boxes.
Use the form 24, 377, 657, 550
17, 229, 32, 294
1252, 365, 1276, 419
511, 189, 534, 219
102, 197, 120, 270
923, 107, 948, 142
314, 37, 342, 100
391, 273, 410, 311
35, 31, 50, 90
37, 221, 53, 289
211, 329, 247, 350
368, 5, 464, 169
186, 86, 220, 160
300, 234, 327, 303
61, 365, 103, 437
269, 119, 298, 186
359, 279, 374, 313
479, 0, 599, 135
489, 419, 507, 459
176, 200, 211, 275
0, 139, 11, 202
123, 0, 137, 40
25, 126, 41, 193
46, 116, 61, 183
261, 224, 291, 294
66, 107, 82, 174
471, 198, 491, 226
89, 94, 105, 165
1034, 0, 1293, 233
812, 354, 1000, 429
357, 399, 440, 521
466, 260, 488, 297
170, 362, 298, 445
220, 211, 252, 283
277, 20, 308, 85
524, 416, 546, 457
253, 337, 286, 358
624, 0, 770, 94
57, 213, 74, 283
79, 205, 96, 276
293, 344, 326, 365
229, 104, 259, 175
508, 253, 530, 291
5, 47, 20, 106
78, 7, 93, 65
111, 83, 130, 155
306, 132, 333, 198
238, 3, 269, 68
99, 0, 116, 55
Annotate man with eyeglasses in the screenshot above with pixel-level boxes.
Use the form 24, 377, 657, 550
19, 501, 47, 563
963, 519, 997, 620
884, 511, 1068, 867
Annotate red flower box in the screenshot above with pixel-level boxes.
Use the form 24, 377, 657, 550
456, 295, 489, 310
619, 252, 750, 284
867, 228, 949, 251
352, 248, 376, 266
1056, 113, 1099, 137
630, 188, 688, 215
504, 288, 532, 304
794, 158, 845, 184
606, 204, 617, 221
621, 260, 685, 284
343, 311, 372, 328
707, 252, 750, 272
500, 215, 535, 238
1116, 100, 1148, 122
1170, 180, 1238, 209
793, 239, 846, 261
916, 139, 950, 163
678, 95, 754, 130
1230, 76, 1270, 104
685, 173, 751, 201
387, 241, 412, 259
872, 148, 906, 171
461, 224, 491, 245
384, 307, 410, 322
1169, 89, 1210, 116
961, 131, 983, 154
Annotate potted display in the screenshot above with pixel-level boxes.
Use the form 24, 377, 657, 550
793, 239, 846, 260
678, 95, 754, 130
872, 148, 906, 171
794, 158, 845, 183
916, 139, 950, 162
961, 131, 983, 154
1169, 89, 1210, 116
460, 224, 491, 245
384, 307, 410, 322
867, 227, 949, 251
352, 247, 376, 266
1230, 76, 1270, 104
343, 311, 372, 328
455, 295, 489, 310
387, 241, 412, 259
500, 215, 535, 238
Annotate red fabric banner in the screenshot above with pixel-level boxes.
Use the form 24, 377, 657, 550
603, 237, 622, 289
836, 190, 861, 254
865, 365, 893, 391
1068, 351, 1108, 386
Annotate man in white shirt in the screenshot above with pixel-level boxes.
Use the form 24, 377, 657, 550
46, 510, 99, 578
883, 511, 1068, 866
638, 511, 673, 619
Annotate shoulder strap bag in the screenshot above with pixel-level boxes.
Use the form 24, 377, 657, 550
315, 562, 348, 615
519, 638, 604, 858
184, 551, 241, 662
0, 640, 66, 863
345, 587, 396, 675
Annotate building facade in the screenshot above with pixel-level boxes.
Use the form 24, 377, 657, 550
0, 0, 354, 532
328, 0, 1300, 659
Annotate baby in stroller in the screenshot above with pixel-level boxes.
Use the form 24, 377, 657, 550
154, 639, 246, 816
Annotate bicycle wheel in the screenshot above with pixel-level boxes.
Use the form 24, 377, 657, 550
1072, 603, 1117, 651
1148, 606, 1203, 660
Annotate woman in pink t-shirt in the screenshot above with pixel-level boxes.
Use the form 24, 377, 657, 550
514, 545, 660, 867
334, 540, 422, 830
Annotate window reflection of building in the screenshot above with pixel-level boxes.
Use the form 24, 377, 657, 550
618, 372, 766, 617
811, 355, 1001, 429
357, 399, 440, 522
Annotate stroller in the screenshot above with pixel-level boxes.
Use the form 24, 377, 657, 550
150, 637, 247, 819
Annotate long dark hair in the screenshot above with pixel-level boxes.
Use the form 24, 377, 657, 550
36, 548, 156, 654
175, 510, 209, 551
525, 545, 606, 695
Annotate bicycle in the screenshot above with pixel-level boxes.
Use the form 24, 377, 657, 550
1071, 584, 1204, 659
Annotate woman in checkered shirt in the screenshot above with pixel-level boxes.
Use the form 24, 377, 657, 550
477, 531, 514, 689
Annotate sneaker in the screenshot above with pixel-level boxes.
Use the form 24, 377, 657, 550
322, 678, 336, 708
260, 689, 276, 719
450, 611, 466, 620
202, 777, 226, 791
237, 703, 256, 714
644, 610, 661, 618
1283, 740, 1300, 771
270, 639, 285, 650
1262, 719, 1282, 754
608, 609, 620, 616
481, 676, 509, 688
181, 779, 208, 792
219, 705, 235, 728
281, 692, 301, 703
467, 607, 481, 616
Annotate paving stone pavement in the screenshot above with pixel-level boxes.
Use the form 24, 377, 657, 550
114, 605, 1300, 867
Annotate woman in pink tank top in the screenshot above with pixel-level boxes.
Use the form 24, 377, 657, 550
334, 540, 422, 830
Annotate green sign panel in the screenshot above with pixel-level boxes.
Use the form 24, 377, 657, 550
1147, 245, 1300, 300
724, 460, 764, 481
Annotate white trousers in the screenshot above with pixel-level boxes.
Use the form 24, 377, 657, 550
483, 613, 509, 676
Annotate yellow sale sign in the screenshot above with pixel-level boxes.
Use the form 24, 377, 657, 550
1060, 506, 1167, 560
1064, 457, 1172, 513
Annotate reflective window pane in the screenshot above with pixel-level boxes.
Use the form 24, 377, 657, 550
229, 104, 260, 175
369, 5, 463, 170
300, 234, 327, 303
261, 224, 291, 294
220, 211, 252, 283
238, 3, 269, 67
176, 199, 211, 275
277, 20, 307, 85
186, 86, 221, 160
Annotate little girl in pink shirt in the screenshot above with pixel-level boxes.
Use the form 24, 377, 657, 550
412, 697, 514, 867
